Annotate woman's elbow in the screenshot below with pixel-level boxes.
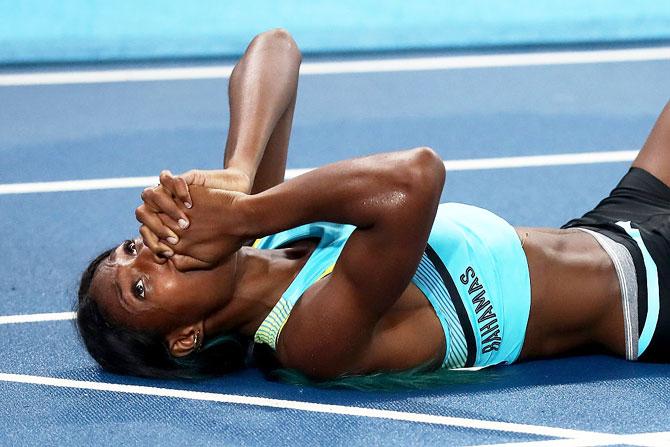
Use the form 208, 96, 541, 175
407, 146, 446, 198
254, 28, 302, 60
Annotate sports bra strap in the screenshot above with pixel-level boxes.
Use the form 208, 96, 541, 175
253, 222, 355, 349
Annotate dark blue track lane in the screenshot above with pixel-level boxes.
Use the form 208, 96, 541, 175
1, 59, 669, 183
2, 51, 670, 445
0, 163, 631, 315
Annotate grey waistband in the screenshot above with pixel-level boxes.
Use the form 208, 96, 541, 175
577, 228, 639, 360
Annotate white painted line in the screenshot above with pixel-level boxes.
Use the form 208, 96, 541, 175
475, 431, 670, 447
0, 311, 77, 325
0, 66, 233, 87
0, 150, 638, 196
636, 431, 670, 445
0, 176, 159, 195
442, 150, 638, 171
300, 47, 670, 75
1, 46, 670, 86
0, 372, 608, 439
471, 437, 623, 447
0, 312, 76, 324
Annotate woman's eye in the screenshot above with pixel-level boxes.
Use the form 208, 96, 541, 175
123, 240, 137, 255
133, 279, 145, 299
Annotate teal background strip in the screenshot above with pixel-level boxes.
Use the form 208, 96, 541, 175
1, 0, 670, 64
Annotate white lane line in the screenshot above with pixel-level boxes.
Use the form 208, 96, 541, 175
0, 150, 638, 196
0, 372, 609, 440
0, 312, 76, 325
0, 66, 234, 87
0, 147, 634, 326
474, 431, 670, 447
1, 46, 670, 86
442, 150, 637, 171
0, 176, 160, 195
471, 437, 622, 447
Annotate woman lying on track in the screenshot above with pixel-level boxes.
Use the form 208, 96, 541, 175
77, 29, 670, 388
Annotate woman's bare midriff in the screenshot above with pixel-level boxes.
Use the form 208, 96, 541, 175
516, 227, 626, 360
283, 226, 627, 374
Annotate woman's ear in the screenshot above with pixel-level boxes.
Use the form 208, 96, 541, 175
166, 322, 204, 357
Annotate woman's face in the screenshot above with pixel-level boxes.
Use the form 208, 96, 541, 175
89, 237, 233, 333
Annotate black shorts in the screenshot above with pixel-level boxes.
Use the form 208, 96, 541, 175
561, 167, 670, 362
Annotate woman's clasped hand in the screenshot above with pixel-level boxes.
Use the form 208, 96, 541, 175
135, 168, 252, 271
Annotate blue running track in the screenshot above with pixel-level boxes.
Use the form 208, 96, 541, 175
1, 46, 670, 446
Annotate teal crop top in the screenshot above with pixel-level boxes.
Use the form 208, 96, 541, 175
253, 203, 532, 369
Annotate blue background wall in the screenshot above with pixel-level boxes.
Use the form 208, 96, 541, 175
1, 0, 670, 64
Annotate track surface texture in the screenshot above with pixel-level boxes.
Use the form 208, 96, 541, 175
1, 47, 669, 446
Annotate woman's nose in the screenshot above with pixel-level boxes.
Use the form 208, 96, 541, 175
139, 243, 168, 265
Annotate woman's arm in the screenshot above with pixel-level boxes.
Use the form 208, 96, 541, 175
137, 29, 301, 258
242, 148, 444, 239
168, 28, 301, 197
172, 148, 445, 375
240, 148, 445, 377
223, 28, 300, 194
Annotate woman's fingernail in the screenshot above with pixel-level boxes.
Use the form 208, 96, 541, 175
163, 250, 174, 257
184, 202, 192, 209
167, 236, 178, 245
178, 218, 189, 229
